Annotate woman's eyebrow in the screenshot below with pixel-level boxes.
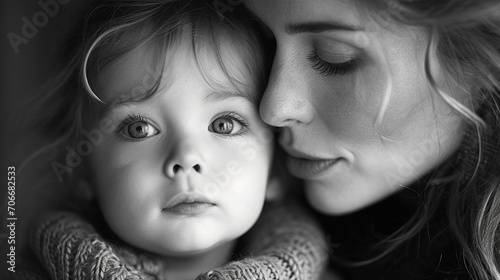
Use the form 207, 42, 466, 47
286, 21, 362, 34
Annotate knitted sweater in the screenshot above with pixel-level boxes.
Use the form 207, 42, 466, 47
16, 200, 328, 280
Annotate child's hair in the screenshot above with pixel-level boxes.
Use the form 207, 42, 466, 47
29, 0, 266, 186
349, 0, 500, 278
48, 0, 264, 142
18, 0, 267, 251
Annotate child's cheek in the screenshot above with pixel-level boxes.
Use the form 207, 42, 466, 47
89, 138, 164, 238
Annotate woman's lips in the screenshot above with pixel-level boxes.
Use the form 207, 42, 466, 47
279, 133, 343, 179
286, 155, 339, 179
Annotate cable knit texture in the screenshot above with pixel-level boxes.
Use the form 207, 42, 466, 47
19, 201, 328, 280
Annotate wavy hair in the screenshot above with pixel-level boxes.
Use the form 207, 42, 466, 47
349, 0, 500, 279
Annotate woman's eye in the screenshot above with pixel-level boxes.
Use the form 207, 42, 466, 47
122, 121, 159, 139
209, 116, 244, 135
308, 52, 357, 76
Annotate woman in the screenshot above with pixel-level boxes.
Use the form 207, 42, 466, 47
245, 0, 500, 279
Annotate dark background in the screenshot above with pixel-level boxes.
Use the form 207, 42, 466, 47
0, 0, 97, 276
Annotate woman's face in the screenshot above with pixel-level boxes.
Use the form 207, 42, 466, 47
246, 0, 467, 214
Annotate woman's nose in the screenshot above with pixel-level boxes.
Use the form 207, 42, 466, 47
259, 51, 315, 127
164, 141, 205, 178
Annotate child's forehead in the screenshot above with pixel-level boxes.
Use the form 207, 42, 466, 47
93, 38, 260, 110
94, 47, 158, 102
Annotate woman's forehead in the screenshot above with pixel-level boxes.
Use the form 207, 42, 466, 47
245, 0, 364, 29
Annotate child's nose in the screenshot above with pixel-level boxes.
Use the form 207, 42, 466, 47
164, 141, 205, 178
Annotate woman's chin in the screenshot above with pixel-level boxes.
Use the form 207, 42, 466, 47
303, 180, 384, 216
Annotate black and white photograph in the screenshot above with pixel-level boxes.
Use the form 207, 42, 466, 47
1, 0, 500, 279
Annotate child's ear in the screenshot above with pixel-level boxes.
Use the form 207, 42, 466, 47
265, 169, 303, 202
265, 176, 285, 202
73, 160, 95, 202
74, 179, 95, 202
70, 162, 101, 216
265, 141, 305, 202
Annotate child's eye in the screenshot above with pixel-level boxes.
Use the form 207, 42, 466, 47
123, 121, 159, 139
208, 112, 248, 135
210, 117, 241, 134
117, 115, 160, 140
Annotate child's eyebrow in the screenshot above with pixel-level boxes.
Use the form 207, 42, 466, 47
205, 90, 257, 106
101, 90, 258, 118
101, 102, 133, 119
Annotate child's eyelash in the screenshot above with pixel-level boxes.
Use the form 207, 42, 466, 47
307, 52, 357, 76
214, 111, 250, 137
219, 111, 250, 127
115, 114, 151, 134
114, 112, 251, 140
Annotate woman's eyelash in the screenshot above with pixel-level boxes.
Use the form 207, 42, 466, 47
307, 52, 357, 76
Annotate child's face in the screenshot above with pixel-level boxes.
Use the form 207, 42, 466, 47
88, 39, 273, 256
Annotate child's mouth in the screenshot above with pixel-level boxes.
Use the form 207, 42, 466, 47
162, 193, 216, 215
163, 201, 215, 215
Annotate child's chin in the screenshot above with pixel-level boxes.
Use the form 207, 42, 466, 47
158, 239, 231, 257
156, 233, 230, 255
166, 245, 217, 255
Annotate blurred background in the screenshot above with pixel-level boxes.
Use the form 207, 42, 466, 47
0, 0, 97, 275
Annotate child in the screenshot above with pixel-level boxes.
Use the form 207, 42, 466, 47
14, 0, 328, 279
